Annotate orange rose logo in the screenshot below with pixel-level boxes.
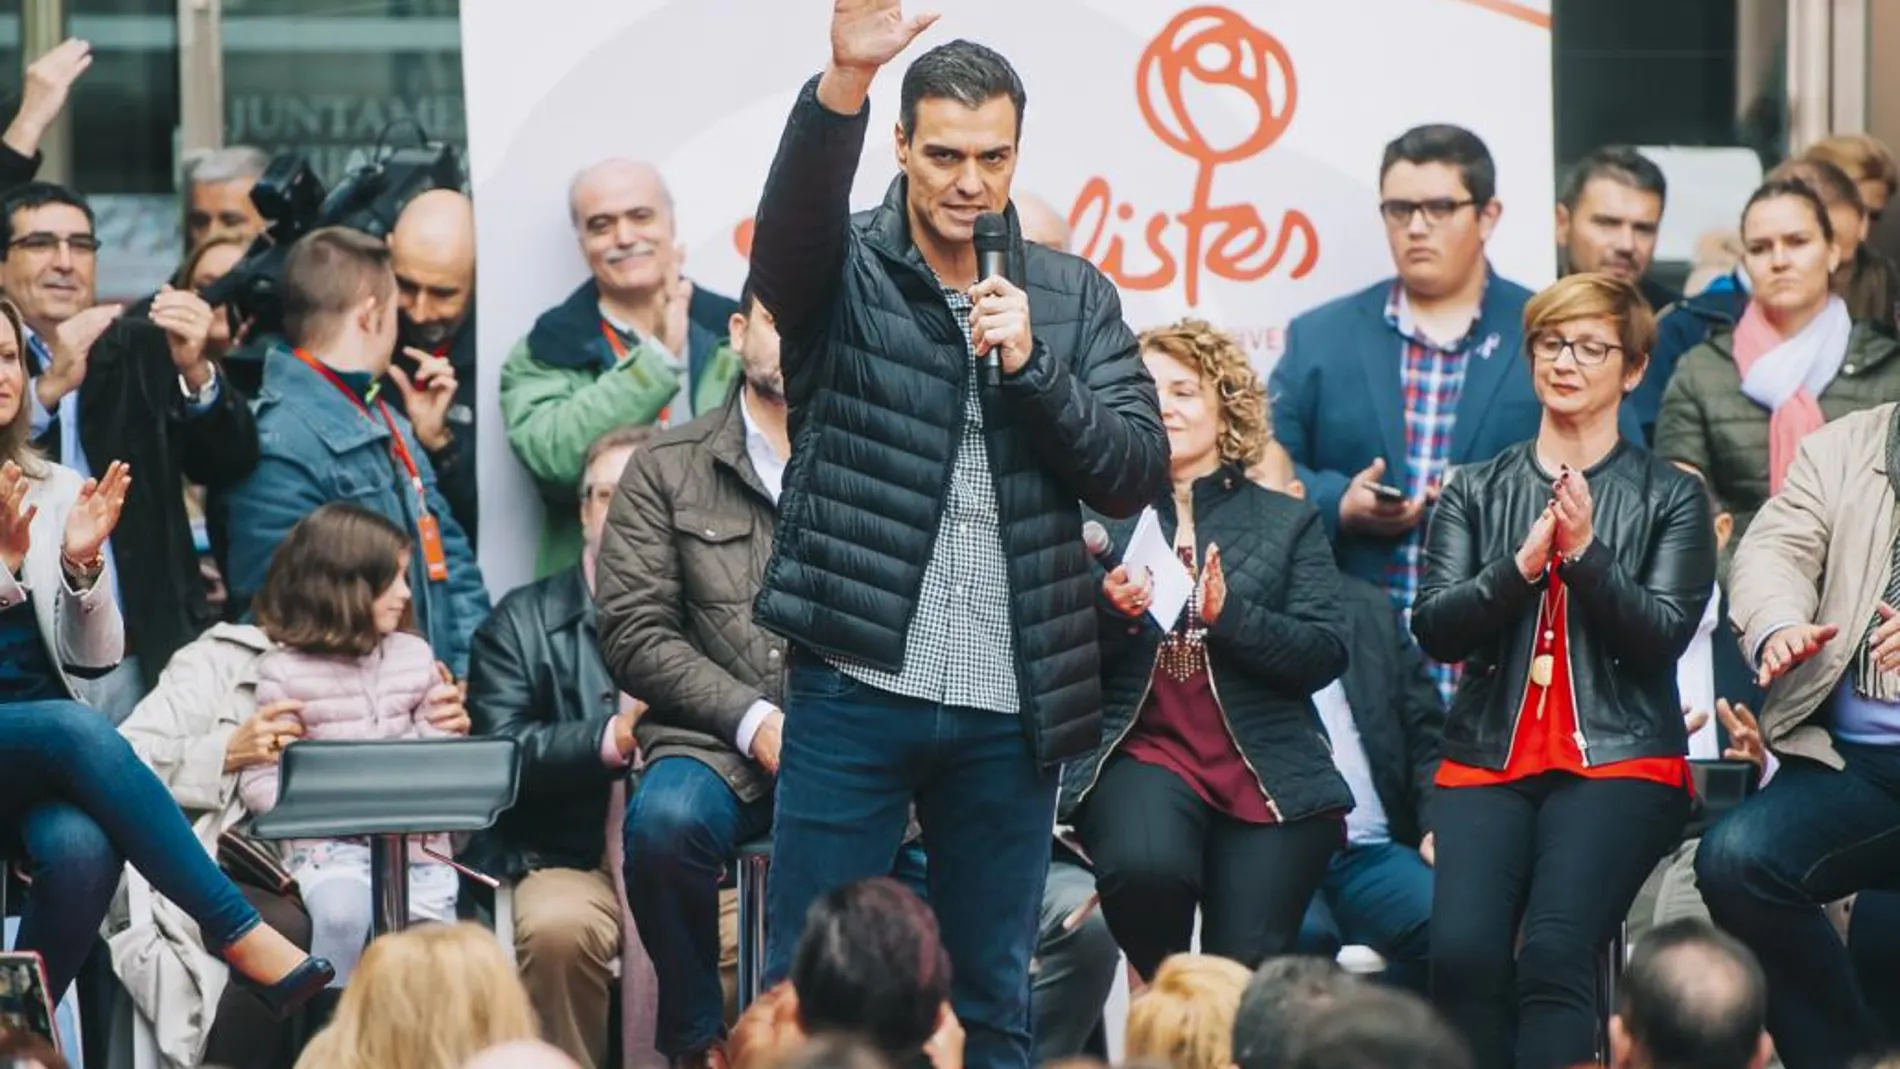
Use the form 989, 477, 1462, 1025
1072, 5, 1318, 305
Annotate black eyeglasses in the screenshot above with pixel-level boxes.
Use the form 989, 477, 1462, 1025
1378, 198, 1476, 227
1530, 334, 1624, 367
8, 232, 101, 256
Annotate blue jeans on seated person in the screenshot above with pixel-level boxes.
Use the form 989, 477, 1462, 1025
1698, 741, 1900, 1069
1296, 840, 1434, 992
625, 755, 933, 1060
766, 656, 1059, 1069
0, 699, 263, 998
625, 756, 775, 1060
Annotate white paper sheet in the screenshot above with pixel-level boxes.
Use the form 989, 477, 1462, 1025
1123, 506, 1195, 632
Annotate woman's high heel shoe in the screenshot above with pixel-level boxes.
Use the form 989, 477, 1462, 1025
233, 955, 336, 1019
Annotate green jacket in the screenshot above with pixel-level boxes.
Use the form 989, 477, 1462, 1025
501, 281, 742, 575
1655, 318, 1900, 540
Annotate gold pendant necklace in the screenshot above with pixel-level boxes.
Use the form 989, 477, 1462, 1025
1528, 572, 1566, 698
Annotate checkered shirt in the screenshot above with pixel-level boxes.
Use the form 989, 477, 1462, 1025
1383, 283, 1478, 705
827, 284, 1022, 715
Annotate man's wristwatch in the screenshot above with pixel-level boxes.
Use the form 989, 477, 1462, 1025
178, 364, 219, 407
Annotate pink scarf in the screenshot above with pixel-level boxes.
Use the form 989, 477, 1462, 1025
1731, 297, 1853, 493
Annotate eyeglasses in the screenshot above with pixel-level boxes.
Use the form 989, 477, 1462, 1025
1378, 198, 1476, 227
1530, 334, 1624, 367
8, 232, 101, 256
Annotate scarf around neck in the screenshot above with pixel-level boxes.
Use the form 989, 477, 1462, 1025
1732, 296, 1852, 493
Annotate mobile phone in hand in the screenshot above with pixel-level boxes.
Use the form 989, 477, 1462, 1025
1370, 482, 1408, 503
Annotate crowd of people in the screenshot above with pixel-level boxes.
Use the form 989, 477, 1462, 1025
6, 2, 1900, 1069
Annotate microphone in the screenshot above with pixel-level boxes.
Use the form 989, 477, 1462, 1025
1082, 520, 1120, 568
972, 211, 1011, 388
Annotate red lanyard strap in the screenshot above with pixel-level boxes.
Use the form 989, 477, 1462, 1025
292, 348, 449, 582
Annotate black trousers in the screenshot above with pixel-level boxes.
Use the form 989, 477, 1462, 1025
1431, 773, 1688, 1069
202, 884, 313, 1069
1077, 755, 1341, 979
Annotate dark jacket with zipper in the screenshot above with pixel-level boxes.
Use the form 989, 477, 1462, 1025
1412, 441, 1716, 770
747, 76, 1169, 768
1059, 467, 1353, 823
1338, 575, 1445, 846
596, 390, 785, 806
462, 565, 620, 880
32, 306, 260, 689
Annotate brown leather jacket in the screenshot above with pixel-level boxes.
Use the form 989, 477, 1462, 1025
595, 389, 784, 803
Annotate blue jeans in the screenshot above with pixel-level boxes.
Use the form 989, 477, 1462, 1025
1698, 742, 1900, 1069
1296, 839, 1434, 992
767, 658, 1058, 1069
624, 756, 775, 1060
0, 699, 261, 998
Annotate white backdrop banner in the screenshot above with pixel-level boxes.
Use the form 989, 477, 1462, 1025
464, 0, 1554, 598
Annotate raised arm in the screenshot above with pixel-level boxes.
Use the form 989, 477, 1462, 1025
751, 1, 939, 351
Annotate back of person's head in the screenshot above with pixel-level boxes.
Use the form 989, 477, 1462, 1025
0, 1028, 68, 1069
1768, 157, 1866, 215
1126, 954, 1253, 1069
281, 226, 396, 350
1805, 134, 1898, 205
294, 922, 539, 1069
1283, 988, 1472, 1069
1613, 919, 1769, 1069
791, 877, 950, 1067
1231, 956, 1360, 1069
779, 1035, 899, 1069
253, 502, 413, 656
459, 1040, 582, 1069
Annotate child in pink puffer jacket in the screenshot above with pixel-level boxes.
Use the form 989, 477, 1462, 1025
237, 504, 464, 986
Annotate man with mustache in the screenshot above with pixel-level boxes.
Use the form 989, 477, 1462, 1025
386, 188, 479, 543
501, 159, 739, 576
1556, 145, 1676, 442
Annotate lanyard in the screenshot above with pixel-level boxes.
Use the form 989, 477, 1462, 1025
292, 348, 450, 583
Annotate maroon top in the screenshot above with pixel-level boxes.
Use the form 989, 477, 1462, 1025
1118, 544, 1275, 824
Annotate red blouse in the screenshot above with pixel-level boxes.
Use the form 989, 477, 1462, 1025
1437, 567, 1688, 790
1119, 544, 1277, 823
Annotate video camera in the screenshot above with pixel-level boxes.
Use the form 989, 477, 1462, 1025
201, 125, 465, 344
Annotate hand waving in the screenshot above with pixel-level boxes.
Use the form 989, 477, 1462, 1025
60, 460, 129, 568
0, 462, 37, 576
831, 0, 940, 73
5, 39, 92, 156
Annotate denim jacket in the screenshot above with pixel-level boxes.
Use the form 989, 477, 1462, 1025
219, 346, 491, 674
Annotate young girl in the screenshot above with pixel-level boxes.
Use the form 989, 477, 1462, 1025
238, 503, 463, 985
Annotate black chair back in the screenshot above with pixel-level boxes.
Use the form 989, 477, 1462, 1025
251, 738, 520, 842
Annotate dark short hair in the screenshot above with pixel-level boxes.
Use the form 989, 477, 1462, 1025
791, 878, 951, 1067
254, 502, 414, 657
1561, 145, 1668, 210
1231, 956, 1358, 1069
900, 39, 1026, 141
1, 181, 95, 249
1380, 125, 1496, 206
281, 227, 395, 349
1285, 988, 1473, 1069
1618, 919, 1767, 1069
1741, 177, 1836, 244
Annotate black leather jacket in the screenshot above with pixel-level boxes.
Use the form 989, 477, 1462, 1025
1412, 440, 1715, 770
462, 567, 620, 880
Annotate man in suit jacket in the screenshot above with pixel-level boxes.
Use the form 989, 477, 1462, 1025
1270, 125, 1640, 702
1256, 447, 1443, 992
1698, 402, 1900, 1069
